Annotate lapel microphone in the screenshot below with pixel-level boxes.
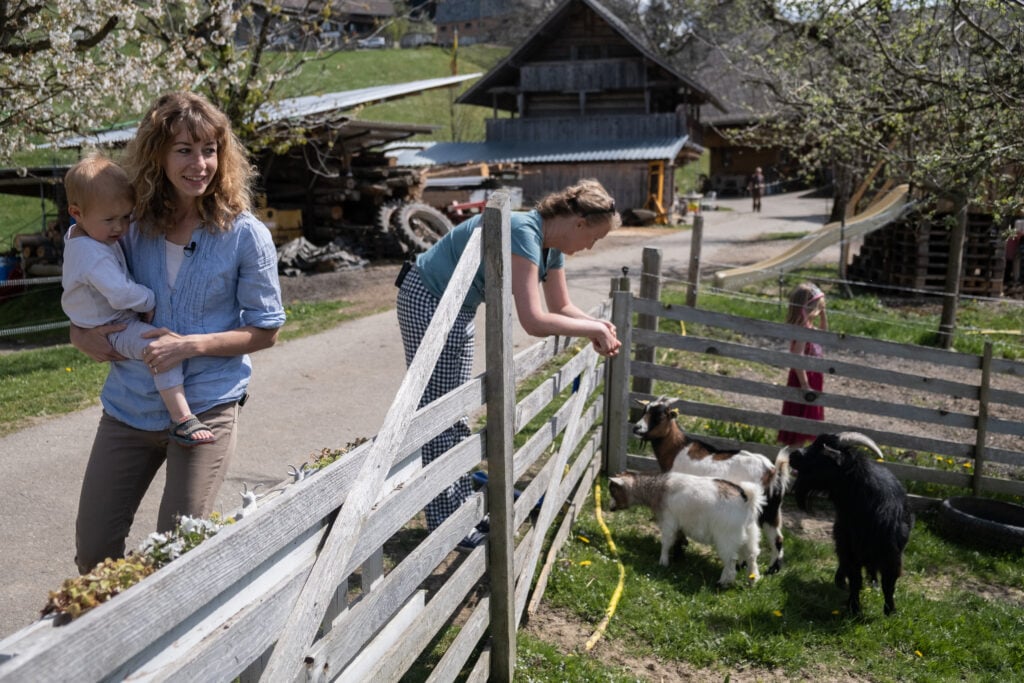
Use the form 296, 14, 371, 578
184, 241, 197, 257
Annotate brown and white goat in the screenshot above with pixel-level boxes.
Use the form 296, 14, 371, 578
608, 470, 764, 586
632, 396, 791, 573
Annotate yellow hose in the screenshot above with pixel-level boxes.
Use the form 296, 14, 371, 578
585, 479, 626, 651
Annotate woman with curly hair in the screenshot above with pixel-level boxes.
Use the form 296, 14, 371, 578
396, 178, 622, 550
70, 92, 286, 573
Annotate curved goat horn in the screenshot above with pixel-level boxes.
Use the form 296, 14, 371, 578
835, 432, 884, 459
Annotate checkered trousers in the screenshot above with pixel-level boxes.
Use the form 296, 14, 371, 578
396, 266, 477, 532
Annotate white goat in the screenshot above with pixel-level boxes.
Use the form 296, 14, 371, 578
632, 396, 791, 573
608, 470, 765, 586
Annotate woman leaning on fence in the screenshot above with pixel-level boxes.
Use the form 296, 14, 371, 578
395, 178, 623, 551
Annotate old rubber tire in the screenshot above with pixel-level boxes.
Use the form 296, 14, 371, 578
936, 497, 1024, 552
391, 202, 452, 253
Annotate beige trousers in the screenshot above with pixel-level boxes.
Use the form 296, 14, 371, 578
74, 401, 239, 574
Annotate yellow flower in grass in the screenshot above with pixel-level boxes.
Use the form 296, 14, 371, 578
65, 367, 72, 372
831, 610, 840, 615
577, 535, 590, 544
579, 560, 592, 567
964, 462, 973, 469
915, 650, 923, 658
772, 610, 783, 617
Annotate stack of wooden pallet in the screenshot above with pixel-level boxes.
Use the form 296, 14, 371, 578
849, 212, 1007, 297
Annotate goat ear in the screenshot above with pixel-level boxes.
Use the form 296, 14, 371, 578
609, 476, 622, 487
669, 408, 679, 418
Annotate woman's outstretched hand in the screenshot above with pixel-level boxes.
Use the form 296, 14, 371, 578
590, 323, 621, 358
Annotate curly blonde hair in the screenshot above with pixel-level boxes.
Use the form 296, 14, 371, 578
536, 178, 621, 230
123, 92, 253, 235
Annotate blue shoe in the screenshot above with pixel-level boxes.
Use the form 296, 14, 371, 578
456, 528, 487, 553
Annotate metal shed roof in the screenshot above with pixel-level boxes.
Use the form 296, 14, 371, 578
388, 136, 698, 166
41, 74, 481, 149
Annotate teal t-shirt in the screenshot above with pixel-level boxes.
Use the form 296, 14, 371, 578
415, 209, 565, 311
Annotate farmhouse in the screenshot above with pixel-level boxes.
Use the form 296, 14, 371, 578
391, 0, 724, 219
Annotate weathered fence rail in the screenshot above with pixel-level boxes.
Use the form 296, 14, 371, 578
0, 193, 610, 682
606, 252, 1024, 499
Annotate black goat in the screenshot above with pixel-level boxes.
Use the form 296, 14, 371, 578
787, 432, 913, 616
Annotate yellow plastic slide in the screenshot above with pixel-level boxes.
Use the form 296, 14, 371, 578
713, 184, 912, 291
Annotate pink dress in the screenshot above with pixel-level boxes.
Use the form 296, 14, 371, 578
778, 341, 824, 446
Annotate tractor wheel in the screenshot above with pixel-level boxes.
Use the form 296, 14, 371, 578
391, 202, 452, 254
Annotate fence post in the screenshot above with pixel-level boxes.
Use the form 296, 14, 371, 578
604, 270, 633, 474
483, 192, 515, 682
686, 214, 704, 307
632, 247, 662, 398
972, 342, 992, 496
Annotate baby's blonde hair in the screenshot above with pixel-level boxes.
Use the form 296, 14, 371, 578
64, 152, 134, 212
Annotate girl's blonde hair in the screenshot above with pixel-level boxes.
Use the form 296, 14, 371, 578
123, 91, 253, 235
786, 282, 826, 326
536, 178, 621, 230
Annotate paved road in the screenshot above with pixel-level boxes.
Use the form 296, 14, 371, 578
0, 190, 834, 638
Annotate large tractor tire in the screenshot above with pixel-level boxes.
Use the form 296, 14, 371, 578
391, 202, 453, 254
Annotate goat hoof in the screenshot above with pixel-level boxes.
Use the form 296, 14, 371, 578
767, 560, 782, 574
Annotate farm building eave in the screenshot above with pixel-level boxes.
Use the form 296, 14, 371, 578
455, 0, 725, 113
386, 136, 702, 166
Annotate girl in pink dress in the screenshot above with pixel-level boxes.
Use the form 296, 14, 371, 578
778, 282, 828, 446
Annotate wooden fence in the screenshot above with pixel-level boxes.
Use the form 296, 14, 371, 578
0, 193, 610, 682
604, 248, 1024, 499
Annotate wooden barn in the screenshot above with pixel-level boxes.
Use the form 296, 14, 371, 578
391, 0, 722, 218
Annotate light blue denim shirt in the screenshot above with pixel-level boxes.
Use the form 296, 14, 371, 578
415, 209, 565, 311
101, 212, 286, 430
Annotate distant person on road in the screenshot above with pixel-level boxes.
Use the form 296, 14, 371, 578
748, 167, 766, 212
396, 179, 622, 551
61, 153, 216, 447
778, 282, 828, 446
69, 92, 286, 574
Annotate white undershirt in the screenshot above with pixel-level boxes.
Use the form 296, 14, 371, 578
165, 240, 186, 288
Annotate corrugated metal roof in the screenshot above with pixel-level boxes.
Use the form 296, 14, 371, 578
388, 137, 694, 166
41, 74, 481, 149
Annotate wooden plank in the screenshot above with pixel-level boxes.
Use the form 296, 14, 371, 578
659, 396, 977, 460
424, 596, 491, 683
528, 446, 600, 615
633, 327, 983, 402
119, 525, 325, 682
0, 440, 379, 681
513, 386, 600, 482
514, 352, 598, 626
258, 229, 486, 682
634, 361, 981, 431
335, 591, 426, 682
483, 192, 516, 682
308, 495, 485, 675
515, 342, 596, 431
637, 301, 982, 370
605, 287, 633, 473
360, 545, 487, 682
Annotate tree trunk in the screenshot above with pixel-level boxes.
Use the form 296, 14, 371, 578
938, 199, 967, 349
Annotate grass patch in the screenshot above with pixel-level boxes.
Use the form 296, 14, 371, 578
0, 296, 373, 435
544, 480, 1024, 680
